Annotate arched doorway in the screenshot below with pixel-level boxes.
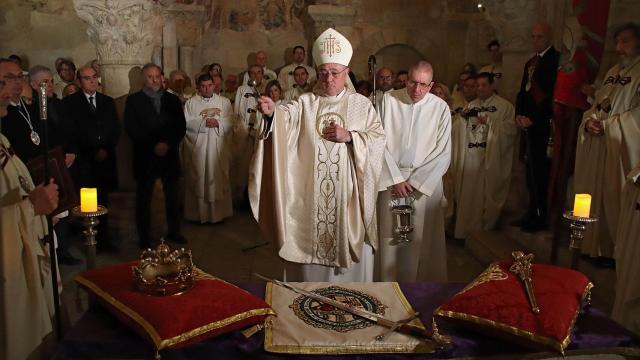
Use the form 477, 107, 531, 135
374, 44, 425, 75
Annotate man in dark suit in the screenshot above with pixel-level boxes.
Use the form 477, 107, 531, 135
64, 66, 120, 251
515, 22, 560, 232
124, 63, 186, 248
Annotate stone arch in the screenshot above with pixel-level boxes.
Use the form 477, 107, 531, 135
351, 29, 434, 78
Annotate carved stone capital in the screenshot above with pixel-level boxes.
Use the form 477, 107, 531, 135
307, 4, 356, 36
73, 0, 164, 64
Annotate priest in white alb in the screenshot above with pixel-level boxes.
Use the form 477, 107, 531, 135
574, 22, 640, 259
376, 61, 451, 282
277, 45, 317, 91
452, 72, 516, 239
282, 66, 311, 104
233, 64, 266, 200
0, 76, 58, 359
251, 28, 386, 282
612, 162, 640, 335
182, 73, 233, 223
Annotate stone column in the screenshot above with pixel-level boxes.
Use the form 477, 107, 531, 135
73, 0, 165, 98
179, 46, 195, 78
482, 0, 538, 103
163, 17, 179, 75
307, 4, 356, 39
73, 0, 166, 190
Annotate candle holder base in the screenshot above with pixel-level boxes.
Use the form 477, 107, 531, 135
562, 211, 598, 270
71, 205, 108, 269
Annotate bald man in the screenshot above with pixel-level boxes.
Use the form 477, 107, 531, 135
242, 50, 277, 86
376, 61, 451, 282
514, 22, 559, 232
371, 66, 394, 110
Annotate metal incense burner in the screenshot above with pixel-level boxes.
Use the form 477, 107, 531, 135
390, 196, 415, 246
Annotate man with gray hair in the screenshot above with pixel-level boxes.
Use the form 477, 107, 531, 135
376, 60, 451, 282
124, 63, 186, 248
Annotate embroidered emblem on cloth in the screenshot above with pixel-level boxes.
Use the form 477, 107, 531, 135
289, 286, 387, 332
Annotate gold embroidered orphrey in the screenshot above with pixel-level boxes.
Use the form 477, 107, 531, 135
314, 112, 346, 262
289, 286, 387, 332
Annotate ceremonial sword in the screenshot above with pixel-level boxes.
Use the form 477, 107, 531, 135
254, 273, 447, 344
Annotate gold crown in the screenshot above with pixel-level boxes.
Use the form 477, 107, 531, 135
132, 239, 194, 296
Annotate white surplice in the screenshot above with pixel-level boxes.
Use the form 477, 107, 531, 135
277, 63, 317, 91
376, 90, 452, 282
612, 164, 640, 335
452, 94, 516, 239
574, 56, 640, 257
1, 135, 54, 360
249, 88, 386, 282
182, 94, 233, 223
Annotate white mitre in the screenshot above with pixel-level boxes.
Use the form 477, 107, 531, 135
312, 28, 353, 67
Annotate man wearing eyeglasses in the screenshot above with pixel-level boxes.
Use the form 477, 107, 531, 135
252, 28, 386, 282
63, 66, 121, 253
376, 61, 451, 282
0, 68, 59, 360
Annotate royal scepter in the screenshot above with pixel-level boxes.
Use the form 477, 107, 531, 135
39, 81, 63, 340
369, 55, 377, 105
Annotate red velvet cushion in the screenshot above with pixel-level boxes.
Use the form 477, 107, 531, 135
435, 260, 593, 354
75, 262, 274, 351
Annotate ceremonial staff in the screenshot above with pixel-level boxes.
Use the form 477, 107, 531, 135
38, 81, 63, 340
255, 273, 450, 345
369, 55, 377, 105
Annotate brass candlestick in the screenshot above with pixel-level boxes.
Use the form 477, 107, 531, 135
71, 205, 108, 269
562, 211, 598, 270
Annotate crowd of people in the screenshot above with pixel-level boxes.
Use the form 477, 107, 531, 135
1, 20, 639, 358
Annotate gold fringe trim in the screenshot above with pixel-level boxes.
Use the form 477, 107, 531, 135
75, 275, 275, 350
435, 282, 594, 355
264, 282, 436, 354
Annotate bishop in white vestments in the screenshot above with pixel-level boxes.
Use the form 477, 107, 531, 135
251, 28, 386, 282
376, 61, 451, 282
452, 73, 516, 239
182, 73, 233, 223
574, 23, 640, 258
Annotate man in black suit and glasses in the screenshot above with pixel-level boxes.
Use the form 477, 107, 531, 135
124, 63, 186, 248
515, 22, 560, 232
63, 65, 120, 252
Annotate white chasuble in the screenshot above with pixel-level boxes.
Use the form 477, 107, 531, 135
249, 89, 385, 281
376, 90, 451, 282
264, 282, 435, 354
574, 56, 640, 257
612, 164, 640, 335
452, 94, 516, 239
1, 134, 54, 360
182, 94, 233, 223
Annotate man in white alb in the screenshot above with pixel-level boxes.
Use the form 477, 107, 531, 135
371, 66, 394, 110
182, 73, 233, 224
277, 46, 317, 91
451, 72, 516, 239
252, 28, 386, 282
376, 61, 451, 282
479, 40, 504, 94
282, 66, 311, 104
574, 22, 640, 260
242, 50, 277, 86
